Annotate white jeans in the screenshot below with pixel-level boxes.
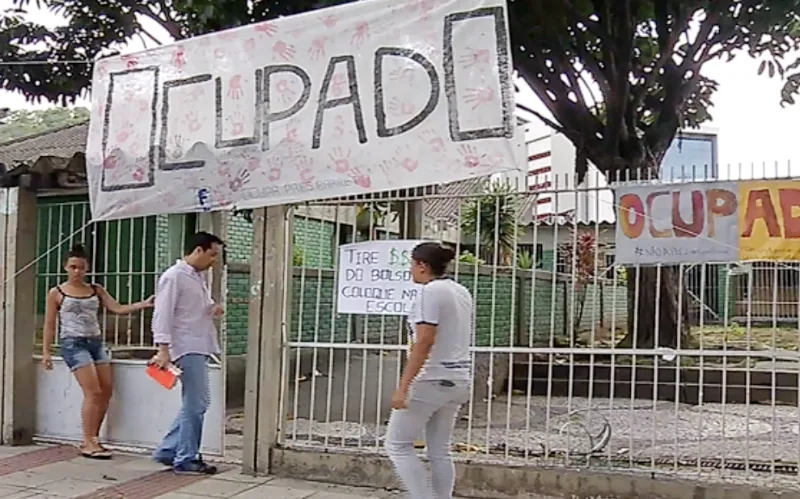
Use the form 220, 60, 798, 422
384, 379, 471, 499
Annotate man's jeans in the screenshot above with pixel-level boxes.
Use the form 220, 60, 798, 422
153, 354, 209, 467
384, 379, 470, 499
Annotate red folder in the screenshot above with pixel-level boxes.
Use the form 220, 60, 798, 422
146, 364, 181, 390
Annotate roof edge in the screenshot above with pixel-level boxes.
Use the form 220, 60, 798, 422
0, 119, 90, 149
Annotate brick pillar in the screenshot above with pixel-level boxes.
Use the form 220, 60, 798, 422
0, 187, 37, 444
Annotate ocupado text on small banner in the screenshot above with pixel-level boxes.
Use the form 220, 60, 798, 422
614, 180, 800, 265
337, 240, 424, 316
86, 0, 518, 221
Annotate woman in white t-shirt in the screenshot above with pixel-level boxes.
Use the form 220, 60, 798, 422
385, 242, 473, 499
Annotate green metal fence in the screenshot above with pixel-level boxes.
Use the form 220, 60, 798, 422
35, 195, 159, 348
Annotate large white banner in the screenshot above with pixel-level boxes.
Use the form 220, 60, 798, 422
86, 0, 517, 221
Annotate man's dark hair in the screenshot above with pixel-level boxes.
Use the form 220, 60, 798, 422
185, 231, 224, 255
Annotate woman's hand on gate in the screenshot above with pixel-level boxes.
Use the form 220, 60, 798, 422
42, 353, 53, 371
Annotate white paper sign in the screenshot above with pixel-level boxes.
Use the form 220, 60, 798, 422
86, 0, 517, 221
337, 240, 424, 315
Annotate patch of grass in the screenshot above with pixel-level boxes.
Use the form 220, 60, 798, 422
692, 323, 799, 351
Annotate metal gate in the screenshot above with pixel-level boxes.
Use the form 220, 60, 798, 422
32, 194, 229, 458
277, 178, 800, 490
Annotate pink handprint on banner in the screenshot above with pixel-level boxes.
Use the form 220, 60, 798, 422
294, 156, 315, 185
349, 168, 371, 188
164, 192, 177, 207
103, 156, 117, 170
137, 99, 149, 114
116, 122, 134, 143
393, 146, 420, 172
218, 163, 232, 178
121, 55, 138, 69
273, 41, 296, 61
132, 166, 145, 182
184, 111, 203, 133
217, 30, 237, 42
328, 148, 351, 174
459, 48, 491, 68
173, 45, 186, 69
389, 65, 415, 82
309, 36, 327, 61
320, 14, 338, 29
187, 86, 205, 102
254, 21, 278, 38
229, 169, 251, 192
464, 87, 495, 110
419, 129, 445, 153
228, 112, 245, 135
265, 156, 283, 181
378, 159, 396, 179
285, 123, 299, 143
170, 135, 185, 160
388, 97, 415, 116
331, 73, 348, 98
351, 21, 370, 47
244, 38, 256, 53
458, 145, 482, 169
275, 79, 296, 104
415, 0, 436, 21
334, 115, 346, 137
227, 75, 244, 100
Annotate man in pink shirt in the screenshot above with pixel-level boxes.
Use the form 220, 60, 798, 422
150, 231, 224, 475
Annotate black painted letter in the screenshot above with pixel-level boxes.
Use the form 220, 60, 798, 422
159, 74, 212, 171
262, 65, 312, 151
374, 47, 439, 138
312, 56, 367, 149
443, 6, 513, 141
215, 69, 264, 149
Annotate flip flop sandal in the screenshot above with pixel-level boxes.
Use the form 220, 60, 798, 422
79, 445, 112, 460
92, 437, 113, 454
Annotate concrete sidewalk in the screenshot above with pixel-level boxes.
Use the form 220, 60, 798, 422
0, 444, 434, 498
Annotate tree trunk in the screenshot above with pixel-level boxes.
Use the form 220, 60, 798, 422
618, 265, 690, 348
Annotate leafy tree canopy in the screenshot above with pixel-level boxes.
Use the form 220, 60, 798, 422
511, 1, 800, 181
2, 0, 798, 180
0, 107, 89, 143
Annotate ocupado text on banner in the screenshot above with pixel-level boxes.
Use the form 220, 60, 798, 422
86, 0, 518, 221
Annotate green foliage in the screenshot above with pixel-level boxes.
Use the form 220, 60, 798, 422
461, 180, 519, 266
0, 0, 353, 103
509, 0, 800, 179
0, 107, 89, 144
293, 245, 304, 267
458, 250, 484, 266
355, 203, 397, 237
517, 250, 533, 270
558, 227, 599, 337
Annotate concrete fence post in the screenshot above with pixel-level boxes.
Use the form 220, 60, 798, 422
0, 187, 36, 445
242, 206, 292, 474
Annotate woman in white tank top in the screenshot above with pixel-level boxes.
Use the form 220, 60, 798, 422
41, 244, 153, 459
385, 242, 474, 499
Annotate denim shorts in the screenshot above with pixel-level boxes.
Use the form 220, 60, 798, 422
60, 337, 111, 371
